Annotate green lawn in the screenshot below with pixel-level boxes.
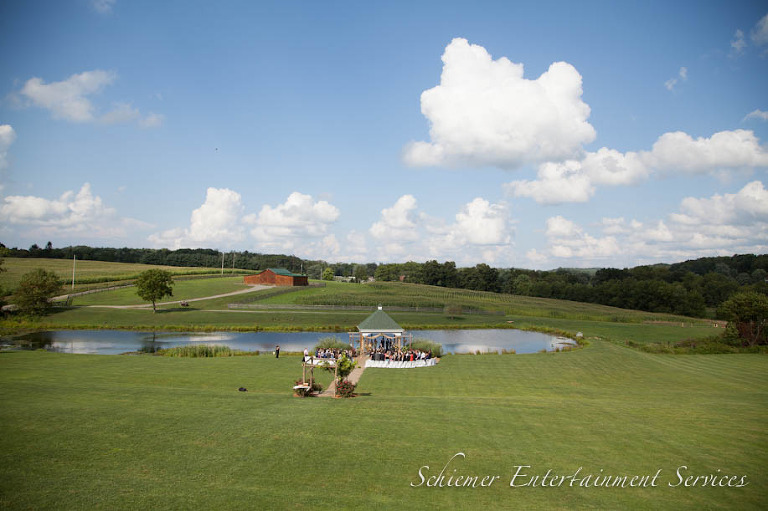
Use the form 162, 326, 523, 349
1, 343, 765, 509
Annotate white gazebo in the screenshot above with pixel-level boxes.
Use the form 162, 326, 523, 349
348, 305, 413, 354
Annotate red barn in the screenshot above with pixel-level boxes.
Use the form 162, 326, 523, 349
243, 268, 309, 287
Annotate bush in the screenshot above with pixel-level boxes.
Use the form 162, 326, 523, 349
335, 379, 356, 398
410, 338, 443, 358
313, 336, 351, 352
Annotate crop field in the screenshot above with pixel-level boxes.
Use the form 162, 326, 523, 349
0, 342, 765, 509
248, 281, 709, 323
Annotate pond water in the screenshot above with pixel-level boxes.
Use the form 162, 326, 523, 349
2, 329, 571, 355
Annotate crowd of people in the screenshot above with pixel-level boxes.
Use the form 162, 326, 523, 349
367, 348, 433, 362
304, 347, 357, 362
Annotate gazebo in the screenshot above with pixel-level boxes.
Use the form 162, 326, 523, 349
348, 305, 413, 354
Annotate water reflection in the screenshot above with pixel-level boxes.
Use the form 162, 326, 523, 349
3, 329, 560, 355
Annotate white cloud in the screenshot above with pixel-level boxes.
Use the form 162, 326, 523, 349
369, 194, 419, 241
505, 148, 649, 205
149, 188, 245, 249
403, 38, 595, 169
91, 0, 116, 14
731, 29, 747, 55
0, 183, 146, 240
647, 129, 768, 174
18, 70, 162, 128
534, 181, 768, 267
545, 216, 581, 238
505, 160, 594, 205
744, 109, 768, 122
671, 180, 768, 226
418, 197, 512, 264
365, 194, 513, 265
0, 124, 16, 175
20, 70, 116, 122
751, 13, 768, 46
454, 198, 510, 245
138, 112, 165, 129
664, 66, 688, 91
506, 129, 768, 204
582, 148, 650, 186
247, 192, 340, 251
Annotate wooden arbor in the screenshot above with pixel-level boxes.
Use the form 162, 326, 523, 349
348, 305, 413, 354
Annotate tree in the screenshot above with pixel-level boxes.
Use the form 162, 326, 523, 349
353, 265, 368, 283
0, 247, 8, 309
719, 292, 768, 347
135, 269, 174, 313
444, 303, 463, 319
321, 267, 335, 281
12, 268, 62, 315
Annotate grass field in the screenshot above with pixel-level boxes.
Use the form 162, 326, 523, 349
1, 264, 722, 346
71, 276, 251, 306
0, 257, 239, 293
1, 343, 765, 510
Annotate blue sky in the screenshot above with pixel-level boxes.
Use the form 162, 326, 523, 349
1, 0, 766, 269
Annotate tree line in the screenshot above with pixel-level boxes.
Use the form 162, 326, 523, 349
3, 242, 766, 318
373, 255, 768, 318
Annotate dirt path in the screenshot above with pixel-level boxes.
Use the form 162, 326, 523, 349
318, 356, 367, 397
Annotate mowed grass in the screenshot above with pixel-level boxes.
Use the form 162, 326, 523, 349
1, 343, 765, 510
72, 276, 252, 306
0, 257, 229, 293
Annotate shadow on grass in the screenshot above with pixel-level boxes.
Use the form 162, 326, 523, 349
154, 307, 199, 314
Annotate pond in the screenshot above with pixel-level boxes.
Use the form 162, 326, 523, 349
2, 329, 574, 355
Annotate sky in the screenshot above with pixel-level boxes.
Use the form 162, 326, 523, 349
0, 0, 767, 270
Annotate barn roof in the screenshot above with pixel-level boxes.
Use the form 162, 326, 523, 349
357, 306, 404, 333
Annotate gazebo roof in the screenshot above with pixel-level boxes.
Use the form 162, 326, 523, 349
357, 306, 404, 333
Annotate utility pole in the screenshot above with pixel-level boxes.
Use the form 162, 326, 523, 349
221, 252, 224, 275
71, 254, 76, 291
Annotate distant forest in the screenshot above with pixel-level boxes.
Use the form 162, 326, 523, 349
3, 242, 767, 318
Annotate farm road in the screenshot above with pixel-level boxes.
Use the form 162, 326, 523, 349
70, 284, 271, 309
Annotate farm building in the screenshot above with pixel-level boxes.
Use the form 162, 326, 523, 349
243, 268, 309, 287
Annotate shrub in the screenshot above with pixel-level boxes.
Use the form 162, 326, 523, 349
335, 379, 356, 398
313, 336, 351, 352
410, 338, 443, 358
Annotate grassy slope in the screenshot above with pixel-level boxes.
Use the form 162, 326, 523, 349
0, 257, 232, 293
1, 344, 765, 510
1, 260, 720, 346
71, 276, 250, 305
